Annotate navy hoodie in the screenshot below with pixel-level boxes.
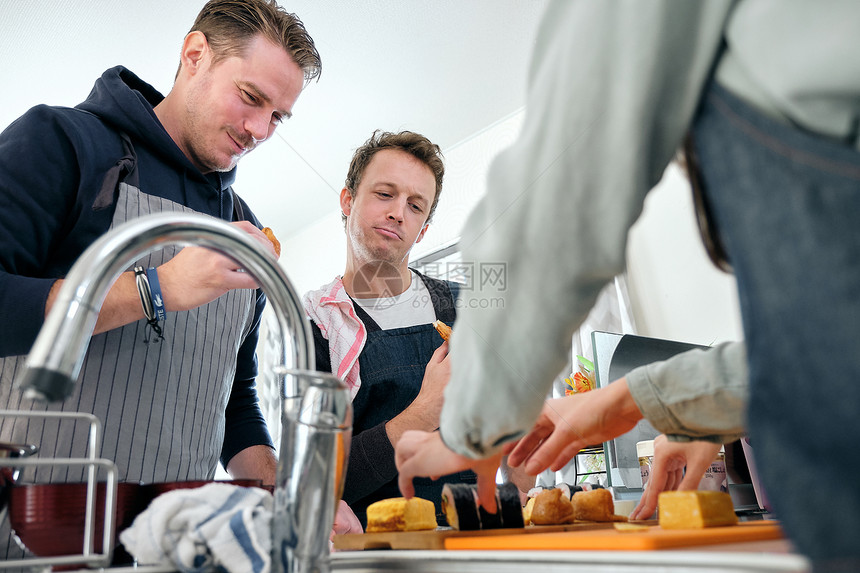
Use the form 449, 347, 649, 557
0, 66, 272, 464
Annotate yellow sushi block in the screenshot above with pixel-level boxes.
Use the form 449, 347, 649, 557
658, 490, 738, 529
365, 497, 438, 532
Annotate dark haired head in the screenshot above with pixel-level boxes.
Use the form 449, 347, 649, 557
344, 130, 445, 225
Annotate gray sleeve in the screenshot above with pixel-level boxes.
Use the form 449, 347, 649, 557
439, 0, 735, 458
626, 342, 748, 443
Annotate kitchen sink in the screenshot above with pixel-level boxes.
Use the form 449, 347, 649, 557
53, 546, 809, 573
330, 548, 810, 573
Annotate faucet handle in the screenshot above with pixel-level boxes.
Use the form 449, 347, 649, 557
274, 368, 352, 429
294, 372, 351, 430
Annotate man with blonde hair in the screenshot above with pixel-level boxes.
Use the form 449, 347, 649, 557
0, 0, 320, 561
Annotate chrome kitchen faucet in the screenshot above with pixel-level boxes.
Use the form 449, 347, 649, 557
17, 212, 351, 573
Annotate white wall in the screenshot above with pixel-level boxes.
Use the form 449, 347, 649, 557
279, 212, 347, 297
412, 110, 527, 261
626, 163, 744, 346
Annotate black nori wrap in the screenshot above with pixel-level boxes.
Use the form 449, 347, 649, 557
441, 483, 481, 530
479, 497, 503, 529
497, 482, 525, 528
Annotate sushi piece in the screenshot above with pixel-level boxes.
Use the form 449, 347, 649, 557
560, 482, 604, 499
572, 488, 620, 522
441, 483, 481, 530
442, 482, 527, 530
478, 502, 503, 529
556, 482, 572, 500
497, 482, 525, 529
526, 485, 549, 499
365, 497, 438, 532
530, 488, 575, 525
523, 497, 536, 525
658, 490, 738, 529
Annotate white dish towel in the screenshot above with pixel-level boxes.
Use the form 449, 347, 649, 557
119, 483, 273, 573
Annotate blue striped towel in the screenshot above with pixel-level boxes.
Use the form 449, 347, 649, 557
119, 483, 272, 573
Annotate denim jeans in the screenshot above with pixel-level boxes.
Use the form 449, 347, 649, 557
693, 82, 860, 572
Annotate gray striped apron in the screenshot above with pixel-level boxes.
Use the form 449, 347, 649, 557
0, 182, 255, 560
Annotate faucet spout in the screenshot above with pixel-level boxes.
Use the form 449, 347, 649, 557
18, 212, 350, 573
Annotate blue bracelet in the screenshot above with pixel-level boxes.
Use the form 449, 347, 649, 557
146, 267, 166, 322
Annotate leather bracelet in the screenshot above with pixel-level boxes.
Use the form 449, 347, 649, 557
134, 266, 164, 342
134, 266, 156, 321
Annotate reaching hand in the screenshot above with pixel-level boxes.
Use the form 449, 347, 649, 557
506, 379, 643, 475
330, 500, 363, 540
395, 430, 501, 514
411, 341, 450, 419
157, 221, 278, 312
629, 435, 722, 520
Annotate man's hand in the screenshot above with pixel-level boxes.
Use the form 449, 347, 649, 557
408, 340, 450, 420
55, 221, 281, 335
506, 378, 643, 475
629, 435, 722, 520
385, 342, 449, 445
330, 500, 363, 540
395, 430, 501, 514
158, 221, 278, 312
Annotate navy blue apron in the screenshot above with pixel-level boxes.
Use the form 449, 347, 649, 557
348, 273, 476, 526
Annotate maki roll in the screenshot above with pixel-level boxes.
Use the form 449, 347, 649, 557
441, 483, 481, 530
442, 482, 528, 530
478, 502, 503, 529
556, 482, 572, 500
556, 482, 604, 499
497, 482, 525, 529
526, 485, 549, 499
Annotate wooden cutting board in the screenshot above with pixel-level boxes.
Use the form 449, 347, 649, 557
444, 520, 783, 551
333, 522, 624, 551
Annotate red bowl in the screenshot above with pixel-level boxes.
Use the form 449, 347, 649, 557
9, 481, 143, 559
9, 479, 270, 564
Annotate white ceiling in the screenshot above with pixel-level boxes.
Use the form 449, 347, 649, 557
0, 0, 548, 243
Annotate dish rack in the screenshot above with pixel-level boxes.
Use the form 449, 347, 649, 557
573, 444, 607, 486
0, 409, 119, 571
